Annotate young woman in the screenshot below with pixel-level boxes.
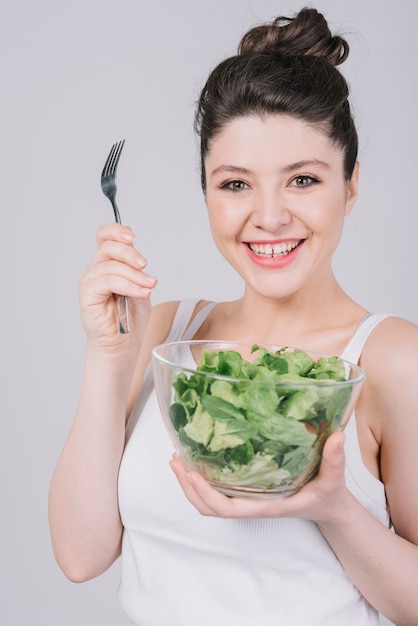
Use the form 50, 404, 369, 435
49, 7, 418, 626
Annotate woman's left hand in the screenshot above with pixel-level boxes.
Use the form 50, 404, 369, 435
170, 431, 349, 523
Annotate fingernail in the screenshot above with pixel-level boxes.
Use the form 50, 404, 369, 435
122, 231, 135, 242
169, 453, 178, 471
133, 254, 147, 268
336, 433, 345, 452
143, 275, 157, 287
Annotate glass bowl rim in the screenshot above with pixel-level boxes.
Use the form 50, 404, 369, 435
151, 339, 366, 388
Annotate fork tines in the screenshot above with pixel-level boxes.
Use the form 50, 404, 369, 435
101, 139, 125, 179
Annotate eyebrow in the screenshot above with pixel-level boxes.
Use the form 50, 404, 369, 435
210, 165, 251, 178
281, 159, 330, 173
210, 160, 330, 179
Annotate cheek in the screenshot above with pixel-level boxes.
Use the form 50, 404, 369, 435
207, 198, 238, 235
313, 203, 347, 253
207, 213, 234, 254
304, 192, 347, 230
206, 202, 225, 242
206, 204, 245, 264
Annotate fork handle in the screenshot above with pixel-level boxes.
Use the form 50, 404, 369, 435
116, 294, 130, 334
110, 198, 130, 334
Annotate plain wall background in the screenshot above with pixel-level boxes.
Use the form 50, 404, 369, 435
1, 0, 416, 624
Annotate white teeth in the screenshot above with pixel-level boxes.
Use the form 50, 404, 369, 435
249, 241, 300, 257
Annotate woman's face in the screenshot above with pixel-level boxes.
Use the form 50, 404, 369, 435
204, 114, 358, 301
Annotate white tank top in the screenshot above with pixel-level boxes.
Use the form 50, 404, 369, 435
118, 301, 391, 626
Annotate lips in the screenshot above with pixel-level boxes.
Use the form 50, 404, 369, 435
247, 240, 303, 258
243, 239, 304, 268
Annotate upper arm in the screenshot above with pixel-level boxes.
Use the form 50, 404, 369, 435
363, 317, 418, 543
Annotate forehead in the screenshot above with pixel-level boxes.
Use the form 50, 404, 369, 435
206, 114, 341, 166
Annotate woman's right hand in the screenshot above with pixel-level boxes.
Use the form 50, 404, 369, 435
79, 222, 158, 348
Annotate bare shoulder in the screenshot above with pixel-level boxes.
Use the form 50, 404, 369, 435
145, 299, 212, 346
360, 316, 418, 378
138, 300, 182, 367
147, 300, 182, 340
361, 316, 418, 541
359, 315, 418, 426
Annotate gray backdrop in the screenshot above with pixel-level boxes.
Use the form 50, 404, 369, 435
1, 0, 416, 624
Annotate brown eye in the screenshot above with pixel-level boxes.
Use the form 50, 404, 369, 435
221, 180, 249, 191
291, 175, 319, 188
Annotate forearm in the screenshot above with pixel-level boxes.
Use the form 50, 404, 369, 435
49, 346, 135, 582
318, 491, 418, 626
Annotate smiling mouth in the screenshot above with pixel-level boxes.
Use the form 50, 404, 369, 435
247, 240, 302, 258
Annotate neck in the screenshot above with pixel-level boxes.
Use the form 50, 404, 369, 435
223, 275, 365, 350
248, 271, 339, 313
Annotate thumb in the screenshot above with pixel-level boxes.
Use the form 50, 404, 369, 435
320, 430, 346, 472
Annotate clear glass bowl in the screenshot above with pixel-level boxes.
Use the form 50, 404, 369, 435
152, 340, 365, 499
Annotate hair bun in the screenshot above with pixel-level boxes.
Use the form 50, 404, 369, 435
238, 7, 349, 66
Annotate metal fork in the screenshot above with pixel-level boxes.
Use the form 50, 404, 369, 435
100, 140, 130, 334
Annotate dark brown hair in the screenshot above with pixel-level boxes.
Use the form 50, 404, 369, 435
195, 7, 358, 191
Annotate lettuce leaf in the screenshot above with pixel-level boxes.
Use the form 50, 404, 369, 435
168, 345, 351, 491
207, 452, 291, 489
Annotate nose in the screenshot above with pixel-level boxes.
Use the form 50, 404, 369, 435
250, 188, 292, 233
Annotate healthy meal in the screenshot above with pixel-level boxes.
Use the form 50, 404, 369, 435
168, 345, 352, 490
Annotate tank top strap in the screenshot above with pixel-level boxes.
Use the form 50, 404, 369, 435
164, 299, 217, 342
181, 301, 217, 340
341, 312, 394, 523
164, 299, 200, 342
340, 313, 394, 365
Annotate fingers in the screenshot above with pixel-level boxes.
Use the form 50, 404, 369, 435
95, 223, 148, 273
79, 223, 158, 342
169, 455, 225, 516
170, 454, 278, 518
317, 431, 346, 477
84, 256, 156, 300
84, 223, 157, 300
169, 432, 348, 521
96, 222, 135, 247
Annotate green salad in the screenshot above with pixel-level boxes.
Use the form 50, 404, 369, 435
169, 345, 352, 490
